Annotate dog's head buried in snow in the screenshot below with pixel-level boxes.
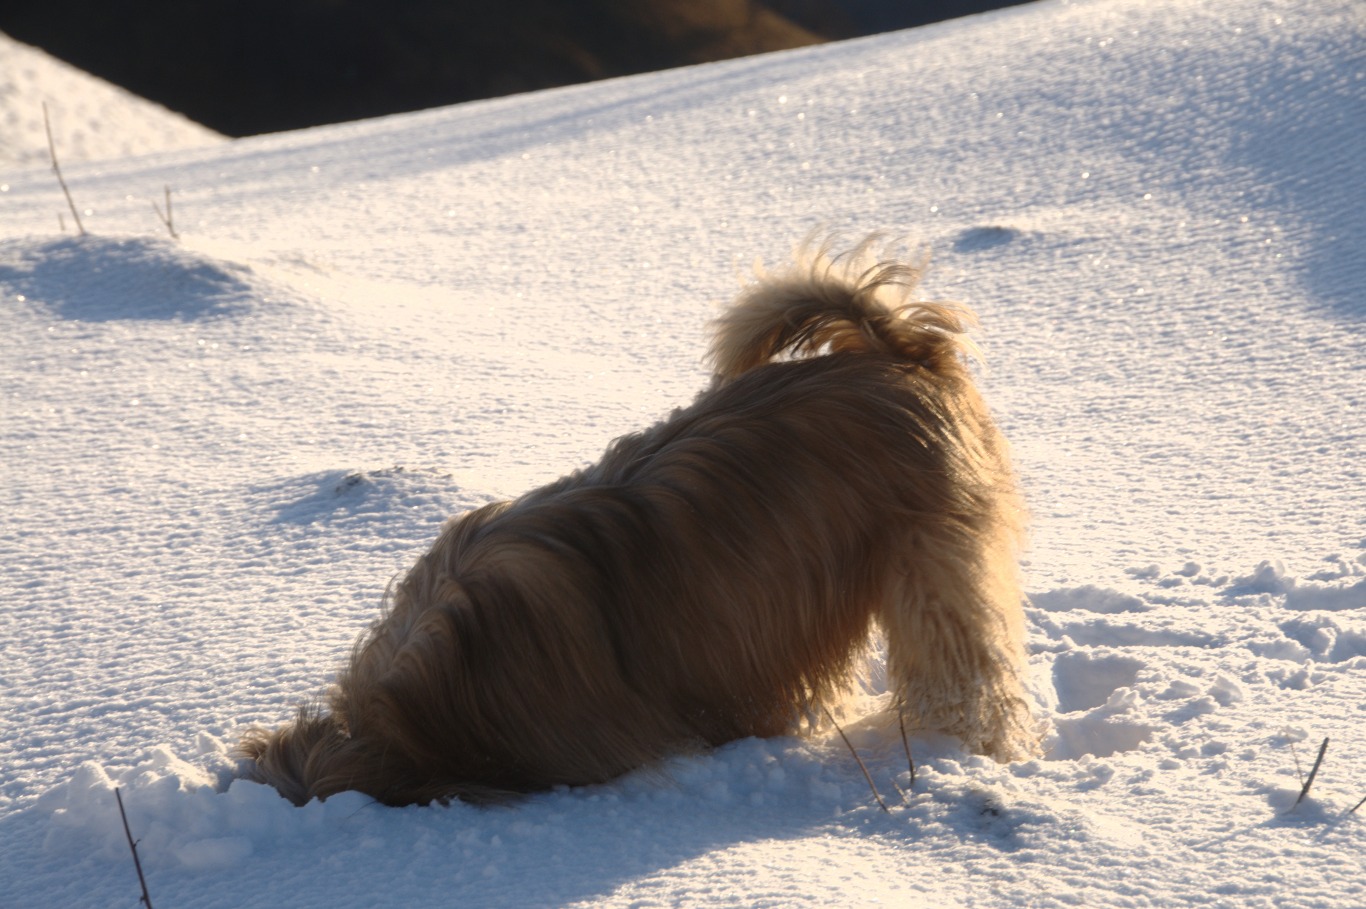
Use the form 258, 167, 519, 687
237, 237, 1038, 806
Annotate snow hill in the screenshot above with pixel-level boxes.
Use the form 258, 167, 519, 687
1, 0, 1363, 905
0, 32, 223, 167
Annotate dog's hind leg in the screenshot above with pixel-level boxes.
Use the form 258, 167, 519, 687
877, 519, 1037, 762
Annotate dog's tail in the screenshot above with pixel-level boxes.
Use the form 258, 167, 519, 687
709, 236, 975, 382
712, 236, 1040, 762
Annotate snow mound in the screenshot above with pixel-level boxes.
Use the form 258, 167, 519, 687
0, 235, 262, 321
0, 32, 223, 166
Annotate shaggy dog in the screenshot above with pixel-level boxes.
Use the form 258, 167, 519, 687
237, 238, 1036, 806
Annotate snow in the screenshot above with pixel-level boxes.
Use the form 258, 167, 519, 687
1, 0, 1364, 904
0, 33, 224, 167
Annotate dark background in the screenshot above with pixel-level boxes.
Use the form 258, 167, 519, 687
1, 0, 1031, 137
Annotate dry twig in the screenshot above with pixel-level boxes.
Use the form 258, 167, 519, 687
115, 787, 154, 909
1293, 737, 1329, 809
823, 707, 889, 813
152, 185, 178, 239
898, 704, 916, 790
883, 707, 914, 807
42, 102, 85, 236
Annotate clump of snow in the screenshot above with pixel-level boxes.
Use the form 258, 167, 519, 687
1031, 585, 1150, 614
0, 33, 222, 166
2, 0, 1364, 905
1231, 559, 1366, 612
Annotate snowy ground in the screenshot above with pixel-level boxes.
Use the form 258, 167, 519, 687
2, 0, 1364, 905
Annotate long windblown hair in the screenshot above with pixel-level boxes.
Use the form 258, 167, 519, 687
237, 237, 1037, 806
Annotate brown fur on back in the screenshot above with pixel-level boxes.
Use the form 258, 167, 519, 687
237, 238, 1036, 806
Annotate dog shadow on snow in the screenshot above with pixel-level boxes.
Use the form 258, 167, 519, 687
200, 728, 949, 909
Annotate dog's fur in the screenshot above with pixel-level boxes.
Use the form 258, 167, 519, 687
237, 238, 1036, 806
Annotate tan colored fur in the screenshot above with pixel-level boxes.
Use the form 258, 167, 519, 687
237, 238, 1037, 806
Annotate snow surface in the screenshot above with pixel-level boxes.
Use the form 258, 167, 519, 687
0, 32, 223, 167
2, 0, 1365, 905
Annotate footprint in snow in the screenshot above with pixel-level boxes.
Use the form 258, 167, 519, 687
951, 225, 1021, 253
